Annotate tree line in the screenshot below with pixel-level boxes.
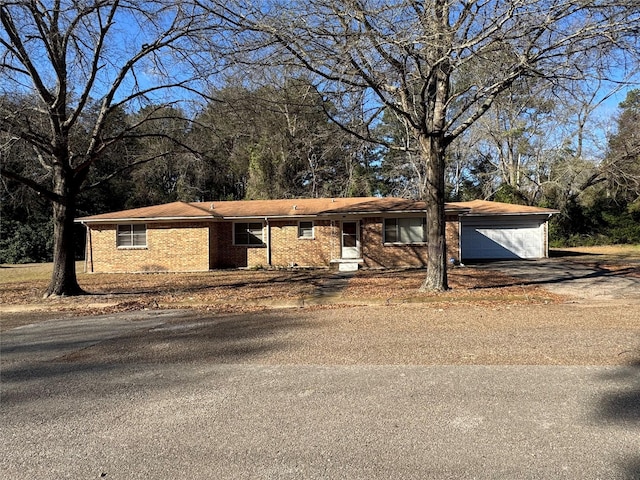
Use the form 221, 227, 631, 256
1, 1, 638, 295
1, 79, 382, 264
3, 81, 638, 263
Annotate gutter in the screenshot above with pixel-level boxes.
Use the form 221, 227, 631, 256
74, 215, 216, 224
460, 212, 559, 217
75, 207, 476, 224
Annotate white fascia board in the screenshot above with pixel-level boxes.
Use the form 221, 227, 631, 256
222, 215, 318, 221
460, 212, 556, 217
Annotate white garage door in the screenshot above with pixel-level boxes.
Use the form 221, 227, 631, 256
461, 216, 546, 260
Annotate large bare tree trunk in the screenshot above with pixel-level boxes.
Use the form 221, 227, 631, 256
1, 1, 221, 297
45, 168, 83, 298
420, 135, 448, 292
420, 14, 450, 293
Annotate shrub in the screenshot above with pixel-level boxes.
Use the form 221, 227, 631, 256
0, 218, 54, 263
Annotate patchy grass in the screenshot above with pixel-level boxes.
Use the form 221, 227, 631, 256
1, 267, 319, 304
551, 244, 640, 278
0, 262, 72, 283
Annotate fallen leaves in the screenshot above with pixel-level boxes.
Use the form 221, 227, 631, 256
0, 266, 565, 320
342, 268, 563, 305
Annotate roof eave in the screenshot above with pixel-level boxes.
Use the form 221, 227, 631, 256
222, 214, 318, 220
461, 211, 558, 217
76, 215, 217, 224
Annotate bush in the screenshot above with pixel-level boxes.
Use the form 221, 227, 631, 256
0, 218, 54, 264
550, 199, 640, 247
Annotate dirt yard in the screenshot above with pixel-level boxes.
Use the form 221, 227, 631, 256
3, 247, 640, 321
0, 264, 567, 329
47, 301, 635, 366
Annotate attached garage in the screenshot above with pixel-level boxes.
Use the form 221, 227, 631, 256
461, 215, 549, 260
452, 200, 558, 261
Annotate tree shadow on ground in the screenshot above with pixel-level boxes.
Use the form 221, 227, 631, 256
78, 270, 329, 297
1, 310, 312, 407
470, 260, 639, 290
549, 249, 600, 258
620, 458, 640, 480
595, 356, 640, 480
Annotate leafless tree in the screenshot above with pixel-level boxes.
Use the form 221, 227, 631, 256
601, 89, 640, 203
0, 0, 223, 296
527, 77, 639, 214
216, 0, 639, 290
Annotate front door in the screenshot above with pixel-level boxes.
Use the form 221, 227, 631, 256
341, 221, 360, 259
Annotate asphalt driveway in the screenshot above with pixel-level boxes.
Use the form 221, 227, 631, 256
472, 257, 640, 301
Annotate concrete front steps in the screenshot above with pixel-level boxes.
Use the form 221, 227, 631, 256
330, 258, 364, 272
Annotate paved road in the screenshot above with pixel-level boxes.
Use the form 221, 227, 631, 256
2, 311, 640, 479
2, 362, 639, 479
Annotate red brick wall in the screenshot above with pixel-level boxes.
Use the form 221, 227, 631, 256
210, 222, 261, 268
210, 220, 338, 268
268, 220, 336, 267
361, 216, 460, 268
86, 222, 210, 273
446, 214, 461, 262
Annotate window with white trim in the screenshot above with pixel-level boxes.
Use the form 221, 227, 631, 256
298, 221, 314, 239
117, 224, 147, 247
384, 217, 427, 244
234, 222, 264, 245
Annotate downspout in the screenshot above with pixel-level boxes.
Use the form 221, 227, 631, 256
458, 215, 462, 265
545, 214, 552, 258
82, 222, 93, 273
265, 218, 272, 267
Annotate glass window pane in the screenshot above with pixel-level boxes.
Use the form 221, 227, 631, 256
234, 223, 245, 245
132, 228, 147, 246
299, 221, 313, 238
235, 222, 263, 245
384, 218, 398, 243
399, 217, 424, 243
342, 222, 357, 247
117, 224, 146, 247
248, 223, 263, 244
236, 233, 248, 245
117, 226, 129, 247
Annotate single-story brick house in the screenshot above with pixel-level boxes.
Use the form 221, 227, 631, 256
76, 197, 558, 273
